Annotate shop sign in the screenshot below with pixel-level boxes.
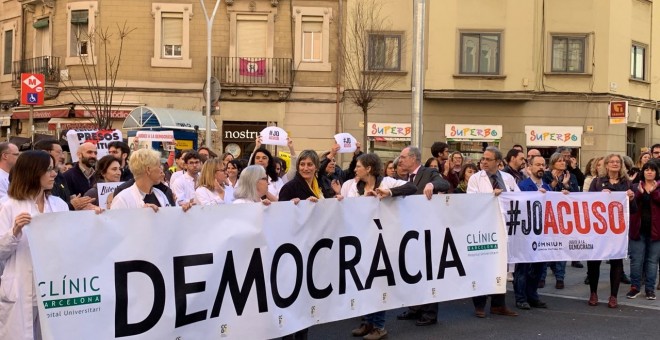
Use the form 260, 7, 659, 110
609, 101, 628, 125
525, 126, 583, 147
176, 140, 194, 150
367, 123, 411, 138
445, 124, 502, 140
223, 122, 267, 141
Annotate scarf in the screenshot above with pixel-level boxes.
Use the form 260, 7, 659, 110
308, 176, 322, 199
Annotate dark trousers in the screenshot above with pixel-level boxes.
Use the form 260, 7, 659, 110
587, 259, 623, 297
407, 303, 438, 320
472, 293, 506, 309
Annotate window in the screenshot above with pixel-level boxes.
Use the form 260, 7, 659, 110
34, 18, 51, 57
152, 3, 192, 68
66, 2, 97, 65
162, 13, 183, 58
631, 44, 646, 80
551, 36, 586, 73
293, 7, 332, 71
460, 33, 501, 74
3, 29, 12, 75
302, 18, 322, 62
70, 10, 89, 57
368, 34, 402, 71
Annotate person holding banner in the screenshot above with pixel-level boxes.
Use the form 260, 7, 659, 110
0, 150, 69, 339
539, 152, 580, 290
466, 146, 520, 318
279, 150, 329, 204
83, 155, 123, 210
513, 155, 551, 310
111, 149, 187, 211
195, 158, 234, 205
587, 153, 635, 308
232, 165, 272, 205
627, 161, 660, 300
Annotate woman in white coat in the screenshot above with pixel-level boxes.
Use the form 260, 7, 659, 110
0, 150, 69, 339
195, 158, 234, 205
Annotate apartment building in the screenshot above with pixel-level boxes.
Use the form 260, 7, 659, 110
342, 0, 660, 164
0, 0, 343, 156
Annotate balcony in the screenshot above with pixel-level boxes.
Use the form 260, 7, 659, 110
212, 57, 293, 89
12, 56, 61, 88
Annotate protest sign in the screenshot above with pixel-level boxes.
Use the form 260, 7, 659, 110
499, 191, 629, 263
66, 129, 123, 162
259, 126, 288, 146
26, 194, 506, 339
96, 182, 123, 209
334, 133, 357, 153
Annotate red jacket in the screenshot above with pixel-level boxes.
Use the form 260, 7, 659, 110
630, 181, 660, 241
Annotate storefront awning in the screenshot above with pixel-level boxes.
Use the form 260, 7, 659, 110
73, 105, 133, 119
11, 105, 72, 119
47, 118, 97, 131
122, 106, 218, 131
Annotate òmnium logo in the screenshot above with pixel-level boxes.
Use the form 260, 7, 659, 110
531, 240, 563, 251
38, 275, 102, 318
466, 231, 498, 256
569, 239, 594, 250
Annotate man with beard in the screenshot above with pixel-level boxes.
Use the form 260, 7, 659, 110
513, 155, 550, 310
63, 142, 98, 196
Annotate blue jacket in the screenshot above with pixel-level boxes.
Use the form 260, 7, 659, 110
518, 177, 552, 192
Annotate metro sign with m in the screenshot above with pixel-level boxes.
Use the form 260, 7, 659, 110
20, 73, 45, 106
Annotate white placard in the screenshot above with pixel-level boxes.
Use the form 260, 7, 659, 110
334, 133, 357, 153
96, 182, 123, 209
259, 126, 288, 146
66, 129, 123, 162
499, 191, 628, 263
135, 130, 175, 142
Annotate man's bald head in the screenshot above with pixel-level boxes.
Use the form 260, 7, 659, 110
78, 142, 98, 168
527, 148, 541, 159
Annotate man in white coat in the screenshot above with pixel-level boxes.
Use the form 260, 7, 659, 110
467, 146, 520, 318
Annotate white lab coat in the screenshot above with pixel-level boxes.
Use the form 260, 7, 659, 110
110, 183, 169, 209
0, 195, 68, 340
467, 170, 521, 193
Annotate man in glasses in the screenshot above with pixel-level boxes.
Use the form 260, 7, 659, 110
0, 142, 19, 201
467, 146, 520, 318
171, 150, 201, 207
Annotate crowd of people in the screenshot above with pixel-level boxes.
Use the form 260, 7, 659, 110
1, 136, 659, 340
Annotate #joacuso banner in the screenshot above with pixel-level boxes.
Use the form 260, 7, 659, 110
25, 194, 507, 340
499, 191, 629, 263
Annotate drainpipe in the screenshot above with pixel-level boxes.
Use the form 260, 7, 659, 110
335, 0, 343, 135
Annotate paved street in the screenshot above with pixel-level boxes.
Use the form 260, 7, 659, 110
309, 260, 660, 339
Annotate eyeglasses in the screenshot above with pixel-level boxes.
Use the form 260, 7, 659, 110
480, 157, 496, 162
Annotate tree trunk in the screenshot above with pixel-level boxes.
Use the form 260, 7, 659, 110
362, 108, 368, 153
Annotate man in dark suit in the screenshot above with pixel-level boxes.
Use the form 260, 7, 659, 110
395, 146, 450, 326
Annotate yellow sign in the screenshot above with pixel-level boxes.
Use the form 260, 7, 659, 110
175, 140, 194, 150
278, 151, 291, 172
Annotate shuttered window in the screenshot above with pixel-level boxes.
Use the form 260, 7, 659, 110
302, 17, 322, 62
236, 15, 267, 57
69, 10, 89, 56
3, 30, 12, 75
162, 12, 183, 58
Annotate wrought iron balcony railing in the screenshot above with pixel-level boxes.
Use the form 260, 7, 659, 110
12, 56, 61, 87
212, 57, 292, 87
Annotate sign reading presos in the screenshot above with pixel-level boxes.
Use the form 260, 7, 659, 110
66, 129, 123, 162
259, 126, 288, 146
334, 133, 358, 153
367, 122, 411, 138
525, 126, 583, 147
499, 191, 628, 263
96, 182, 123, 209
26, 194, 507, 340
445, 124, 502, 140
20, 73, 45, 106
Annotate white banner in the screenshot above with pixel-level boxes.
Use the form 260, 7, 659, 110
66, 129, 123, 162
96, 182, 123, 209
499, 191, 629, 263
26, 194, 506, 340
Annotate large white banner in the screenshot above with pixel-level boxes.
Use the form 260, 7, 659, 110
499, 191, 629, 263
25, 194, 507, 340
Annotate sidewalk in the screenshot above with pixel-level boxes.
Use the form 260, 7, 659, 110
518, 259, 660, 310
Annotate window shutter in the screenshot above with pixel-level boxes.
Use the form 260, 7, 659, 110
162, 13, 183, 46
33, 18, 49, 29
236, 16, 267, 57
71, 10, 88, 24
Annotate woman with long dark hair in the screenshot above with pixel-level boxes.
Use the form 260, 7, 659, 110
0, 150, 69, 339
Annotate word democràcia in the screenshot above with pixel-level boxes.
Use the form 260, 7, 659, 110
113, 227, 467, 337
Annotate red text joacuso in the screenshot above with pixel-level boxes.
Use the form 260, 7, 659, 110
507, 200, 626, 236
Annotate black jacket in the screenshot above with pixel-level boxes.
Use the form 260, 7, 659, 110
62, 163, 96, 197
318, 153, 360, 198
355, 175, 417, 197
279, 174, 318, 201
410, 166, 450, 194
51, 172, 73, 210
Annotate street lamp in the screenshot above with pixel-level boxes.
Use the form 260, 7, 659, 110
200, 0, 221, 150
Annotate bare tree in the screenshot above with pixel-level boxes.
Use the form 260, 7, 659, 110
63, 22, 135, 130
341, 0, 402, 148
